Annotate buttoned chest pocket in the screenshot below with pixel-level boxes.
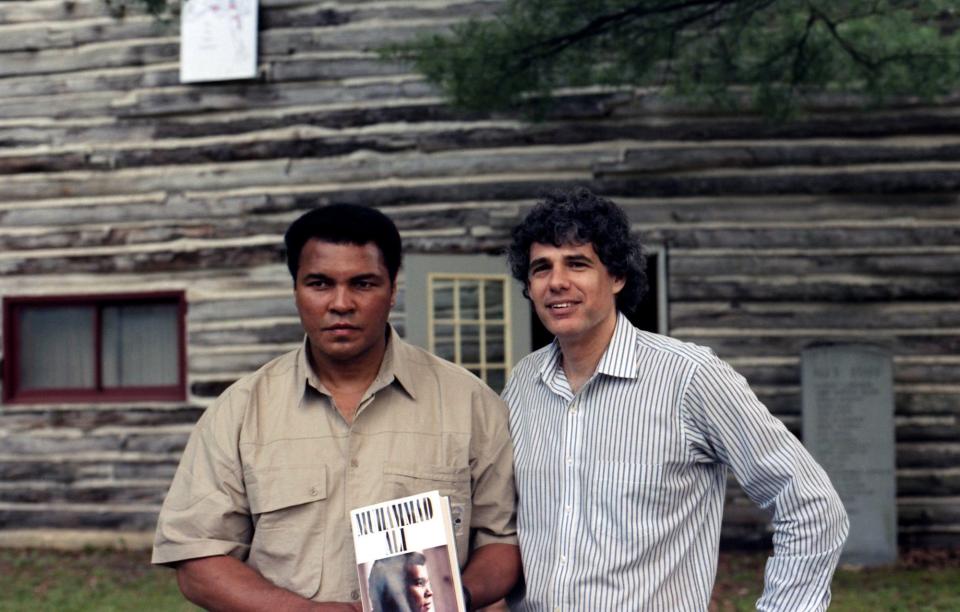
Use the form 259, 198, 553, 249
383, 463, 472, 563
246, 465, 327, 599
588, 461, 664, 544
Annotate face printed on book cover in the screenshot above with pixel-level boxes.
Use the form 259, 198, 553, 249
405, 563, 433, 611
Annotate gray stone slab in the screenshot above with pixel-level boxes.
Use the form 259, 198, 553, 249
802, 344, 897, 566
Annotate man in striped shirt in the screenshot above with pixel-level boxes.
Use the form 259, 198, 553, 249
502, 188, 849, 611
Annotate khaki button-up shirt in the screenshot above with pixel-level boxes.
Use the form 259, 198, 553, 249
153, 330, 517, 603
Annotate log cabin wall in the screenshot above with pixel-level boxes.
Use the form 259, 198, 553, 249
0, 0, 957, 547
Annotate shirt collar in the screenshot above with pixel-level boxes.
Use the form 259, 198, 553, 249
595, 312, 640, 379
538, 311, 639, 384
297, 325, 417, 401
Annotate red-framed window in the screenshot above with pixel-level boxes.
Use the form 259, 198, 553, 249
2, 292, 186, 404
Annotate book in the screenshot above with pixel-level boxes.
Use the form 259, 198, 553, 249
351, 489, 466, 612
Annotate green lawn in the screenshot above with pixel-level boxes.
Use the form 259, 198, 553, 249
0, 549, 196, 612
711, 549, 960, 611
0, 548, 957, 611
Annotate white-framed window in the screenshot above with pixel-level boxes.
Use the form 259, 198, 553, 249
427, 273, 512, 392
405, 255, 530, 393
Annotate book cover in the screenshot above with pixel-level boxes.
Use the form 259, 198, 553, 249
351, 490, 466, 612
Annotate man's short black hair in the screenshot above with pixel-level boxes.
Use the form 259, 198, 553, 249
507, 187, 648, 315
284, 204, 402, 284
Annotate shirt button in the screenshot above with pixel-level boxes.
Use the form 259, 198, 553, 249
350, 458, 359, 468
309, 487, 319, 497
566, 457, 573, 465
564, 504, 571, 513
351, 590, 360, 600
560, 555, 567, 564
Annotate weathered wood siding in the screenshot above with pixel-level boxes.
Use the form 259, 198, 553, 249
0, 0, 957, 546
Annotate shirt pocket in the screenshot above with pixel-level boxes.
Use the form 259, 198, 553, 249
246, 465, 327, 600
588, 461, 664, 544
382, 462, 471, 565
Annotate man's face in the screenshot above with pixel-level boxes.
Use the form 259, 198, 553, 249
527, 241, 624, 345
294, 239, 396, 368
404, 563, 433, 611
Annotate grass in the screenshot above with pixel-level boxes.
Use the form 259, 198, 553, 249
711, 548, 960, 611
0, 548, 957, 611
0, 548, 196, 612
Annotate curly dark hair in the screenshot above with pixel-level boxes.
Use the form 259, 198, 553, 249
507, 187, 648, 315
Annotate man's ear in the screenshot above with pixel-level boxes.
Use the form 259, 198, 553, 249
390, 281, 398, 308
612, 276, 626, 295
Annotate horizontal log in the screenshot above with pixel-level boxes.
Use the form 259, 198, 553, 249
0, 429, 190, 456
732, 361, 960, 386
653, 224, 960, 250
0, 407, 203, 432
670, 302, 960, 330
189, 321, 304, 347
670, 252, 960, 277
188, 296, 297, 322
897, 443, 960, 468
0, 144, 605, 200
599, 168, 960, 198
0, 175, 575, 221
189, 347, 297, 374
0, 458, 177, 483
0, 0, 115, 23
0, 216, 291, 250
0, 483, 168, 505
0, 0, 495, 26
670, 275, 960, 301
598, 142, 960, 174
0, 132, 425, 175
675, 331, 960, 357
0, 242, 284, 275
0, 39, 178, 80
0, 16, 162, 53
898, 497, 960, 524
897, 471, 960, 497
751, 389, 960, 417
0, 506, 159, 531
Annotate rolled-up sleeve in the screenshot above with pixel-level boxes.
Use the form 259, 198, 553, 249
152, 390, 253, 566
681, 358, 849, 611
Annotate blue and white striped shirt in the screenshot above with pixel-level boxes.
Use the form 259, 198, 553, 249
503, 313, 848, 611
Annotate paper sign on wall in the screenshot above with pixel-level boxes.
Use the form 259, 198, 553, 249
180, 0, 258, 83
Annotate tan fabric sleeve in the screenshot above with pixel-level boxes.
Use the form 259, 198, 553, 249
152, 387, 253, 566
469, 384, 519, 549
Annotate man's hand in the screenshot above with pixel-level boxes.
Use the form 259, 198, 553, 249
460, 543, 522, 609
176, 555, 361, 612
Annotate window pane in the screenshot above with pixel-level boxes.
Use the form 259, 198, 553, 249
486, 368, 506, 393
432, 281, 455, 320
102, 304, 179, 387
461, 324, 480, 363
19, 306, 95, 390
459, 281, 479, 320
485, 324, 505, 363
483, 280, 505, 319
433, 324, 456, 361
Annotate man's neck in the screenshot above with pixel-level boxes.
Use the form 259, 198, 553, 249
558, 313, 618, 395
309, 337, 388, 423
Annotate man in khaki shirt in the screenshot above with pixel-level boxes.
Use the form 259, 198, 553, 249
153, 204, 520, 611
